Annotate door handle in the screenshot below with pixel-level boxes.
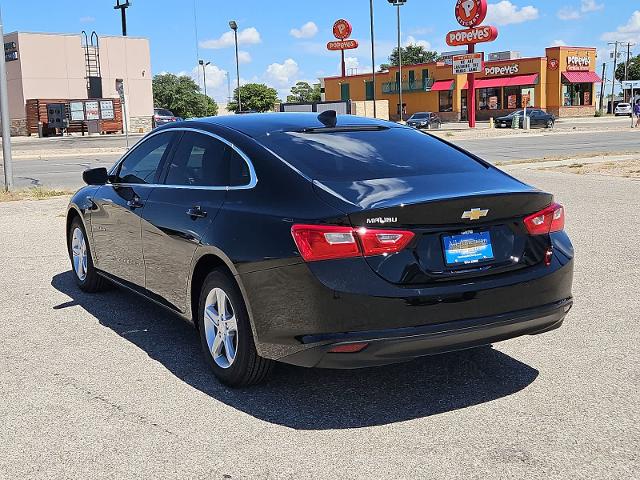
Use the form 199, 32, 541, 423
186, 206, 207, 218
127, 197, 144, 209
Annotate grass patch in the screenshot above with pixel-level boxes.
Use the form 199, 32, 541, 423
445, 132, 454, 137
0, 187, 73, 202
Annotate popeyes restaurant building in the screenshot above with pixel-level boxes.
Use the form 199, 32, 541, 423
323, 46, 601, 122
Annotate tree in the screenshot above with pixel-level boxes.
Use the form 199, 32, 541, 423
287, 81, 322, 103
379, 45, 439, 71
228, 83, 279, 113
615, 55, 640, 82
152, 73, 218, 119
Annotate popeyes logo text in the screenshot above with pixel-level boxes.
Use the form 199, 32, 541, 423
567, 55, 591, 71
446, 26, 498, 46
484, 64, 520, 76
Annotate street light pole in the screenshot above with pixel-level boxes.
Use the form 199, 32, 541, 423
388, 0, 407, 122
609, 41, 620, 114
0, 7, 14, 191
369, 0, 377, 119
199, 59, 210, 97
229, 21, 242, 112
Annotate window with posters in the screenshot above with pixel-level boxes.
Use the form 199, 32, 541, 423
503, 86, 535, 110
100, 100, 115, 120
478, 88, 501, 110
439, 90, 453, 112
85, 101, 100, 120
561, 83, 592, 106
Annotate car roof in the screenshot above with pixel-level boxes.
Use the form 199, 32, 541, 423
171, 112, 396, 138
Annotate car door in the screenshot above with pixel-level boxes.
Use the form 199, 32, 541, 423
141, 130, 232, 313
90, 131, 178, 287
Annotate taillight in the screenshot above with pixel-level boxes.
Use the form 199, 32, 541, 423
524, 203, 565, 235
291, 224, 414, 262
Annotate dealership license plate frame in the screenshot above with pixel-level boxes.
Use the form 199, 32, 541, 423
443, 230, 495, 266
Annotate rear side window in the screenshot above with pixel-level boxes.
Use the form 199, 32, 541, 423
229, 149, 251, 187
259, 127, 487, 181
164, 132, 229, 187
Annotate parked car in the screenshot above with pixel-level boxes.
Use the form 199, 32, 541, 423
406, 112, 442, 130
67, 112, 574, 386
495, 109, 555, 129
153, 108, 180, 128
614, 103, 633, 116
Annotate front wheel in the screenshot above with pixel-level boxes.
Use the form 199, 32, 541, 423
198, 270, 274, 387
68, 218, 107, 292
546, 119, 555, 129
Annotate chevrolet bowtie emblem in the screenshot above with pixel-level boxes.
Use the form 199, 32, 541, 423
462, 208, 489, 221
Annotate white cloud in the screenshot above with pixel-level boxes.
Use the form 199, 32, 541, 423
601, 11, 640, 43
558, 0, 604, 20
557, 7, 580, 20
405, 36, 432, 50
581, 0, 604, 13
551, 39, 568, 46
237, 51, 252, 64
290, 21, 319, 39
80, 16, 95, 23
200, 27, 262, 49
409, 27, 433, 35
266, 58, 300, 87
486, 1, 539, 26
178, 63, 230, 103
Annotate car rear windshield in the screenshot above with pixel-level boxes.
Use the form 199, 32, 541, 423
411, 113, 428, 119
155, 109, 173, 116
260, 126, 487, 181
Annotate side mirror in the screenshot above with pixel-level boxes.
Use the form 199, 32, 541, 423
82, 167, 109, 186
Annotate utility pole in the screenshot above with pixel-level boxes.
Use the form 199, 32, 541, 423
0, 7, 14, 191
369, 0, 377, 119
609, 41, 620, 114
388, 1, 407, 122
599, 62, 607, 113
198, 59, 210, 97
624, 42, 635, 102
113, 1, 131, 36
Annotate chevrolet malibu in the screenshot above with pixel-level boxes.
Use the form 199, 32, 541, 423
66, 112, 574, 386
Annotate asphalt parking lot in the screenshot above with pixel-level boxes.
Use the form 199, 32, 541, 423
1, 168, 638, 479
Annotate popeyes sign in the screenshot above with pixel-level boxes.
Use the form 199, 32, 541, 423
566, 54, 591, 71
446, 0, 499, 46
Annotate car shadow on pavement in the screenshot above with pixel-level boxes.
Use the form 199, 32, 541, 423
52, 271, 539, 430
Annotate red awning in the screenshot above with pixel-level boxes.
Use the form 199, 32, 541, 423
463, 73, 539, 89
562, 71, 602, 83
430, 80, 454, 91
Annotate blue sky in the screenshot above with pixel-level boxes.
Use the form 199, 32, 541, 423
2, 1, 638, 103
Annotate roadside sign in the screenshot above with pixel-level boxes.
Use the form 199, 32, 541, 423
622, 80, 640, 90
333, 19, 352, 40
452, 53, 483, 74
446, 26, 498, 46
85, 101, 100, 120
327, 40, 358, 51
455, 0, 488, 28
522, 94, 530, 108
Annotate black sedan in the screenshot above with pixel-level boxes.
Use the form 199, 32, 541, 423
495, 109, 555, 129
406, 112, 441, 130
67, 112, 574, 386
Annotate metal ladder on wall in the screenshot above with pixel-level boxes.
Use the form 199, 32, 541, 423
81, 31, 102, 97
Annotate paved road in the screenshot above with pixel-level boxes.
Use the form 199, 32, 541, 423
2, 128, 640, 190
455, 129, 640, 162
0, 169, 638, 479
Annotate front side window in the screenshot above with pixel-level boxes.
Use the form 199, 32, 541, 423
164, 132, 229, 187
117, 132, 175, 184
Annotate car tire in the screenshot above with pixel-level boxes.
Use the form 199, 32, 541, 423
68, 217, 107, 293
198, 269, 274, 387
546, 119, 555, 129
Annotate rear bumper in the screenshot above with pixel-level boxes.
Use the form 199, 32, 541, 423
279, 299, 571, 368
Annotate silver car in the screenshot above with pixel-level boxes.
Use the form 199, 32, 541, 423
614, 103, 632, 116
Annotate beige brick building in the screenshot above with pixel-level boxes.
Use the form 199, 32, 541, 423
3, 31, 154, 135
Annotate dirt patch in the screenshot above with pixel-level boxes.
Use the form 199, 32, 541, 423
0, 187, 73, 202
540, 159, 640, 179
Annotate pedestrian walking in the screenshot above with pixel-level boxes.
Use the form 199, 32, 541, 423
634, 101, 640, 128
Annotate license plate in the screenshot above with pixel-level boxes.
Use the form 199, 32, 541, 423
443, 231, 494, 265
